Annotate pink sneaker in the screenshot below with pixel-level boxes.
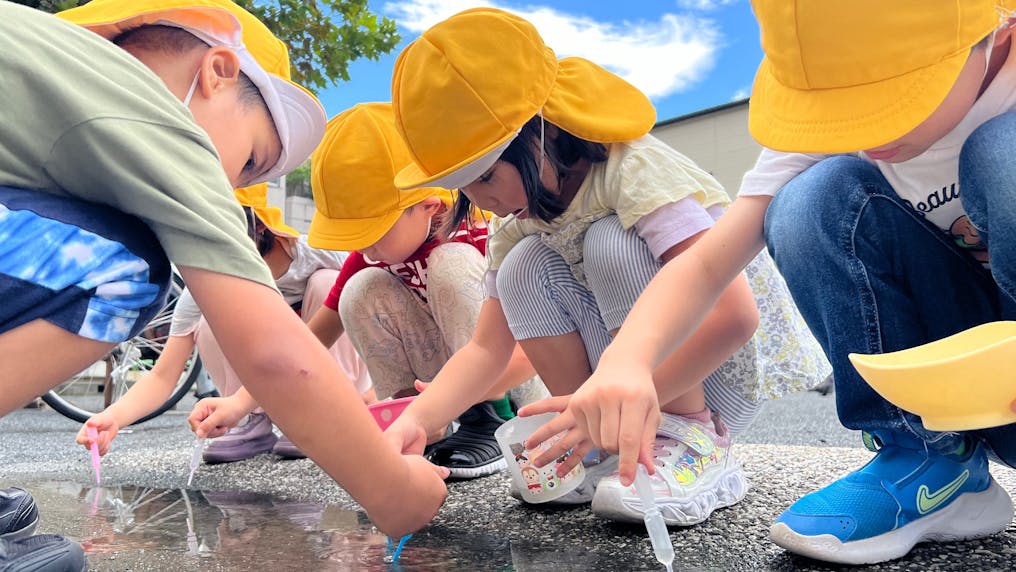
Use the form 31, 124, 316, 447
202, 412, 278, 464
591, 411, 748, 526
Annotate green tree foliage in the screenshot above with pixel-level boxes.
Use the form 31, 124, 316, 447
16, 0, 400, 93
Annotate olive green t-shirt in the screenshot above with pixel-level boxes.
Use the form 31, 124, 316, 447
0, 2, 273, 288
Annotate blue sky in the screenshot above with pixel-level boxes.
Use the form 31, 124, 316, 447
317, 0, 763, 123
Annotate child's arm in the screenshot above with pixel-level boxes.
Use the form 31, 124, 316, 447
179, 266, 448, 537
306, 304, 345, 349
75, 334, 197, 456
385, 297, 517, 454
414, 342, 536, 402
524, 195, 772, 484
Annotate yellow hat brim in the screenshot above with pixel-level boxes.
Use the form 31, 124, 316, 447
394, 58, 655, 191
307, 206, 404, 252
253, 206, 299, 238
749, 48, 968, 153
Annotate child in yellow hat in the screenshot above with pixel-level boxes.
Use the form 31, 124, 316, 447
0, 0, 445, 554
304, 102, 544, 478
570, 0, 1016, 565
75, 184, 374, 463
384, 7, 828, 525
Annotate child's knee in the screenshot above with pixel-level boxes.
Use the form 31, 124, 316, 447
425, 242, 484, 290
496, 235, 557, 302
337, 267, 402, 322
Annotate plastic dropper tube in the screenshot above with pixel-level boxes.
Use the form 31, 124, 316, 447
187, 437, 205, 486
86, 426, 101, 485
634, 464, 675, 572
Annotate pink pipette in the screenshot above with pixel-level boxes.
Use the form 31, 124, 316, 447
86, 426, 101, 485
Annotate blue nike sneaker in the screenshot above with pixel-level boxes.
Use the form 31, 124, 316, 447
771, 431, 1013, 565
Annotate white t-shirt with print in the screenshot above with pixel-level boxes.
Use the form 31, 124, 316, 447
169, 236, 347, 337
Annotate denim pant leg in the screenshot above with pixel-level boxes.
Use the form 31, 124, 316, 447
764, 156, 1001, 452
958, 111, 1016, 465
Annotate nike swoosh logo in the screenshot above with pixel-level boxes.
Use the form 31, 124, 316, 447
916, 469, 970, 515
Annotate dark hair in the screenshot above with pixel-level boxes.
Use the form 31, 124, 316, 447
243, 207, 276, 256
112, 25, 268, 112
444, 116, 608, 232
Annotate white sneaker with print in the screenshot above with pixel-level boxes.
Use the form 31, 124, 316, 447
591, 411, 748, 525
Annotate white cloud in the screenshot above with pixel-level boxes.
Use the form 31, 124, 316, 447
382, 1, 720, 99
732, 87, 749, 101
677, 0, 739, 11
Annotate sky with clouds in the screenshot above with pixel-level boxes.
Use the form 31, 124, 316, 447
317, 0, 763, 122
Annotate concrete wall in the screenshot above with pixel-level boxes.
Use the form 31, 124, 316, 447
650, 99, 759, 199
284, 196, 314, 234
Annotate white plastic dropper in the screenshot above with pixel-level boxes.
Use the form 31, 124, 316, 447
634, 464, 675, 572
187, 437, 205, 486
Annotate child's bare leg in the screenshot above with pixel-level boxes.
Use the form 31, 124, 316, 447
0, 320, 113, 415
518, 332, 590, 396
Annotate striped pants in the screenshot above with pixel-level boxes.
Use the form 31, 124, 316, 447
496, 215, 761, 434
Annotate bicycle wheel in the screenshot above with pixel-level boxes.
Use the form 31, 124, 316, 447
43, 270, 202, 424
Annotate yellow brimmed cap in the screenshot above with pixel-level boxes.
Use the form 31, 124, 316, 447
308, 102, 453, 251
391, 7, 656, 191
59, 0, 326, 184
749, 0, 1016, 153
234, 183, 299, 238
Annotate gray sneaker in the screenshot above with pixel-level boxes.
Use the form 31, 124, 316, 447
0, 534, 86, 572
509, 450, 619, 505
202, 412, 278, 464
0, 488, 38, 540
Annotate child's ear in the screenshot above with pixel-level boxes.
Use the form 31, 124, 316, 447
419, 195, 444, 216
197, 46, 242, 98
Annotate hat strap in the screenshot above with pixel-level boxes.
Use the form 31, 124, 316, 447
183, 69, 200, 107
537, 110, 546, 181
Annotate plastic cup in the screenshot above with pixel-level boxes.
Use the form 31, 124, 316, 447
494, 413, 585, 503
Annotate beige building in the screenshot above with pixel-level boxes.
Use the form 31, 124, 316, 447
651, 98, 758, 199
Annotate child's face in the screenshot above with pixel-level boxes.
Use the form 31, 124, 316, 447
461, 160, 534, 220
863, 33, 1008, 163
360, 200, 439, 264
192, 91, 282, 188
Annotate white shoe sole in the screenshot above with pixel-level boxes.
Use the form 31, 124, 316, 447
446, 457, 507, 479
770, 477, 1014, 565
591, 463, 749, 525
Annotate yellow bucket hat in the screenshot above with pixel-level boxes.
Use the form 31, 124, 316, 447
234, 183, 299, 238
308, 102, 454, 251
59, 0, 326, 184
749, 0, 1016, 153
391, 7, 656, 191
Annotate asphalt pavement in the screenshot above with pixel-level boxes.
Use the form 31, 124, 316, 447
1, 390, 1014, 571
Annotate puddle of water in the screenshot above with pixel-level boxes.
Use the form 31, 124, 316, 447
7, 481, 670, 571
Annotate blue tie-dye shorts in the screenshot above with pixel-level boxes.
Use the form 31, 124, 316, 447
0, 186, 171, 343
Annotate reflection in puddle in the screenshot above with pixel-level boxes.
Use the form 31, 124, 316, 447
26, 482, 507, 571
34, 483, 471, 572
13, 481, 679, 571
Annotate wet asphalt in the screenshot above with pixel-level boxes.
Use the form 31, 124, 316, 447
1, 390, 1014, 571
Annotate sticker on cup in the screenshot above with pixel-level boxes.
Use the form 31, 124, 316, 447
494, 412, 585, 503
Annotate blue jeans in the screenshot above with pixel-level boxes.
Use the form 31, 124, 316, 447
763, 111, 1016, 467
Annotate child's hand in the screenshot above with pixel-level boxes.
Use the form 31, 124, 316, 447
188, 396, 248, 439
522, 365, 660, 486
76, 413, 120, 457
371, 454, 449, 538
384, 413, 430, 456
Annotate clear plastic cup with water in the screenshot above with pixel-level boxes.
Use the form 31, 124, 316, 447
494, 412, 585, 503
